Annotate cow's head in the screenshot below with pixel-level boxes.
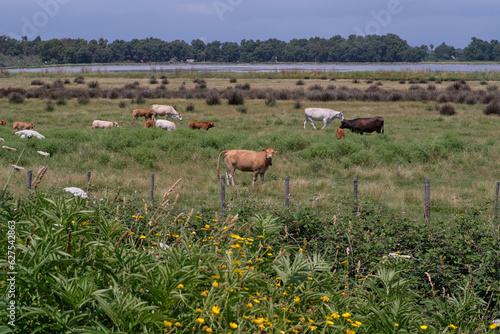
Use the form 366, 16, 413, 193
339, 120, 347, 129
113, 122, 119, 127
338, 112, 344, 120
208, 122, 215, 128
262, 148, 278, 166
30, 123, 35, 128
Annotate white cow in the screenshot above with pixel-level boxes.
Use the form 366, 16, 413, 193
92, 120, 119, 129
150, 105, 183, 121
303, 108, 344, 130
155, 120, 176, 131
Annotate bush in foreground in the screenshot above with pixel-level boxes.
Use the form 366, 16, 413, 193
0, 191, 498, 333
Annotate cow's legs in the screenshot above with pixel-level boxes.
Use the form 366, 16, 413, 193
309, 119, 317, 130
321, 119, 330, 129
252, 172, 259, 186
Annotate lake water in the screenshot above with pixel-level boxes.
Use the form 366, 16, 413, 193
7, 63, 500, 73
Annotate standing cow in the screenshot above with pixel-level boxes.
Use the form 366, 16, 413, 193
150, 105, 182, 121
340, 117, 384, 135
132, 109, 153, 120
217, 148, 278, 186
303, 108, 344, 130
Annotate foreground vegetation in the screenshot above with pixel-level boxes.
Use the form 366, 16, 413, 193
0, 188, 499, 333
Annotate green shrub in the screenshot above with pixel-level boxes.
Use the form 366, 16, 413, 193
439, 103, 456, 116
484, 100, 500, 115
8, 92, 24, 104
227, 89, 244, 105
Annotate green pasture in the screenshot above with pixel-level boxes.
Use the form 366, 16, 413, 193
0, 72, 499, 220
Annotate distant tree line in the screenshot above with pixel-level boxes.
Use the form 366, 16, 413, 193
1, 34, 499, 67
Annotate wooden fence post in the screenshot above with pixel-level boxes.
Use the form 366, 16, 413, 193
220, 175, 226, 215
150, 173, 155, 203
424, 178, 431, 221
285, 177, 290, 208
87, 171, 91, 188
27, 170, 32, 195
353, 177, 359, 216
495, 181, 499, 224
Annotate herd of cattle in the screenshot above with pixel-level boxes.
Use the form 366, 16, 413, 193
1, 105, 384, 186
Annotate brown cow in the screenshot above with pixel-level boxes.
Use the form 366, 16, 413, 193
340, 117, 384, 135
13, 122, 35, 130
144, 120, 156, 128
336, 128, 345, 140
189, 121, 215, 130
0, 120, 6, 126
217, 148, 278, 186
132, 109, 153, 120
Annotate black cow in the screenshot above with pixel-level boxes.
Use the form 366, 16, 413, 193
340, 117, 384, 135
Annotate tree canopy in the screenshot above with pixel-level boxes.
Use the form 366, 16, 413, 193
0, 34, 498, 66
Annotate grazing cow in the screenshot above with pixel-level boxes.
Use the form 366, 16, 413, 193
91, 120, 119, 129
150, 104, 183, 121
217, 148, 278, 186
303, 108, 344, 130
188, 121, 215, 130
132, 108, 153, 120
13, 122, 35, 130
144, 120, 156, 128
340, 117, 384, 135
336, 128, 345, 140
0, 120, 6, 126
155, 119, 176, 131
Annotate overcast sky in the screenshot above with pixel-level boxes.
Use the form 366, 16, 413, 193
2, 0, 499, 48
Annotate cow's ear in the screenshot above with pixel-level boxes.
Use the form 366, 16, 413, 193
262, 149, 266, 152
274, 149, 279, 153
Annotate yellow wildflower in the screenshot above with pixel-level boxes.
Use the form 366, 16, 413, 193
327, 321, 334, 326
164, 321, 172, 327
82, 222, 89, 225
420, 325, 428, 330
230, 323, 238, 329
177, 284, 184, 289
196, 308, 202, 312
140, 235, 146, 239
294, 296, 300, 303
212, 281, 219, 288
201, 290, 208, 298
196, 318, 204, 323
346, 330, 355, 334
490, 324, 499, 329
342, 313, 351, 318
247, 303, 253, 308
205, 328, 213, 333
174, 322, 181, 327
449, 324, 458, 329
332, 313, 340, 319
212, 306, 220, 315
322, 296, 329, 302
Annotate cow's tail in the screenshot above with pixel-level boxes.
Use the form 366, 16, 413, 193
216, 150, 228, 180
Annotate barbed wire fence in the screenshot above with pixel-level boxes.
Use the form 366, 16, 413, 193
2, 168, 499, 223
